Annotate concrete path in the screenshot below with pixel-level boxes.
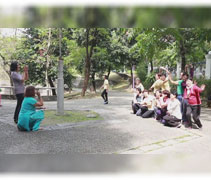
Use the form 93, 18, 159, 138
0, 91, 210, 155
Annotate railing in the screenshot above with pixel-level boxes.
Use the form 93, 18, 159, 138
0, 86, 57, 96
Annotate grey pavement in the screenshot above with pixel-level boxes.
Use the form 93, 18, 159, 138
0, 91, 211, 154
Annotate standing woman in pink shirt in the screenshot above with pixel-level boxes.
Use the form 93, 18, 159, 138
184, 79, 206, 129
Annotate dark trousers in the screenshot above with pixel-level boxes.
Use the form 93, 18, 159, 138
186, 104, 202, 128
132, 102, 141, 114
14, 93, 24, 123
181, 98, 188, 122
163, 115, 181, 127
101, 89, 108, 102
154, 107, 167, 120
142, 110, 154, 118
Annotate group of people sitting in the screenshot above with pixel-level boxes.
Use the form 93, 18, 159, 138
132, 67, 206, 129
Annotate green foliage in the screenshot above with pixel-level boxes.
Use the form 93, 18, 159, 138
143, 73, 157, 90
195, 78, 211, 99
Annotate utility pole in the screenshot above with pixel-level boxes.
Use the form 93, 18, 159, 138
57, 28, 64, 115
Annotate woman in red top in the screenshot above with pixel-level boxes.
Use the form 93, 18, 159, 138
183, 79, 206, 129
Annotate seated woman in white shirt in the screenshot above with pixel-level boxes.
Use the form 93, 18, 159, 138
136, 90, 155, 118
163, 91, 182, 128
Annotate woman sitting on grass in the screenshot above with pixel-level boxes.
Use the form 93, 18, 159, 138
17, 86, 45, 132
163, 92, 182, 128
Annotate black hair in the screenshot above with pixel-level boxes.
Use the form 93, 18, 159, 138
143, 89, 149, 93
104, 75, 108, 80
182, 72, 189, 78
10, 61, 18, 72
171, 91, 178, 98
136, 88, 142, 93
161, 73, 166, 77
162, 90, 170, 98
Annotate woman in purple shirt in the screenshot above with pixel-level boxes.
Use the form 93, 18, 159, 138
10, 62, 28, 124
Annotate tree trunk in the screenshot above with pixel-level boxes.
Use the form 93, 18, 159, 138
48, 75, 56, 96
180, 40, 186, 72
107, 66, 111, 78
81, 28, 97, 96
0, 53, 13, 86
91, 72, 96, 93
130, 64, 133, 85
150, 60, 153, 73
45, 28, 51, 89
81, 57, 91, 96
81, 28, 91, 97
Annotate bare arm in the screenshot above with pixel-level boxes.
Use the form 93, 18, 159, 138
23, 66, 29, 81
168, 73, 179, 85
34, 91, 44, 107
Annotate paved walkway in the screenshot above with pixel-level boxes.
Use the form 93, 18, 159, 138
0, 91, 210, 155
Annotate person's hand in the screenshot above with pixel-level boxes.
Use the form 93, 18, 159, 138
36, 90, 41, 97
160, 67, 166, 71
201, 84, 206, 91
24, 65, 28, 72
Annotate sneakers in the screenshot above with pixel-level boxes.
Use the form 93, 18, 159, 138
104, 101, 108, 104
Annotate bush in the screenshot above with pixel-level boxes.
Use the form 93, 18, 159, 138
195, 78, 211, 99
136, 62, 148, 84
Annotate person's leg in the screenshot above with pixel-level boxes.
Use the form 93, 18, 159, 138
32, 119, 43, 131
132, 101, 135, 114
160, 107, 167, 120
155, 108, 162, 120
192, 105, 202, 128
182, 99, 188, 123
14, 94, 24, 123
101, 89, 106, 102
142, 110, 154, 118
154, 107, 158, 119
186, 104, 193, 128
133, 103, 140, 114
105, 90, 108, 102
31, 110, 45, 131
163, 115, 181, 127
140, 106, 148, 115
177, 95, 183, 103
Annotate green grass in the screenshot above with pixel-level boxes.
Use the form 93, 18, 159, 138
64, 91, 101, 100
42, 110, 103, 126
111, 80, 130, 91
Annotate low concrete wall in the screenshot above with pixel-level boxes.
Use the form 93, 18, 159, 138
1, 95, 57, 101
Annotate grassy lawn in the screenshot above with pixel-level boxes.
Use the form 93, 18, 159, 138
64, 91, 101, 100
42, 110, 103, 126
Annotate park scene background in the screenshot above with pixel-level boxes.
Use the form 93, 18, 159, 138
1, 28, 211, 103
0, 6, 211, 173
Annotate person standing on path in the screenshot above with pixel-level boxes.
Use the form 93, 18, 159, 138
101, 75, 109, 104
183, 79, 206, 129
10, 61, 28, 124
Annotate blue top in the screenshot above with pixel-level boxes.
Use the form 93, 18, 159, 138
18, 97, 44, 131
